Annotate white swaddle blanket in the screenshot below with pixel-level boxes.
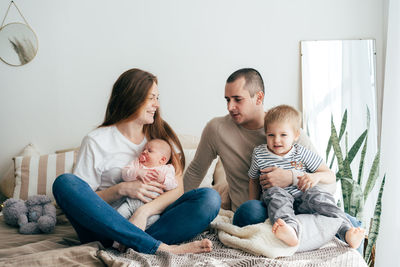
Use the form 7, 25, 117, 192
210, 209, 343, 258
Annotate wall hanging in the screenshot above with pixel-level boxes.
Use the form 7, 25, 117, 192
0, 1, 38, 66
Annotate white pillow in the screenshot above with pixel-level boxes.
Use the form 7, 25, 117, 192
183, 148, 218, 188
296, 214, 343, 252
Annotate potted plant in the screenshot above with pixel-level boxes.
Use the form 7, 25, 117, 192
326, 108, 385, 266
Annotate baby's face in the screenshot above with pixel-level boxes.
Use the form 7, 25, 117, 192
265, 121, 299, 156
139, 141, 168, 168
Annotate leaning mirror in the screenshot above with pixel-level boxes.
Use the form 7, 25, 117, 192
0, 22, 38, 66
301, 39, 377, 158
301, 39, 379, 229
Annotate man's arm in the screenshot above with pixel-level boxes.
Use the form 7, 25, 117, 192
183, 121, 218, 191
249, 178, 261, 200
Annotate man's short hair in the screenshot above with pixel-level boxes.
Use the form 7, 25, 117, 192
264, 105, 302, 132
226, 68, 265, 96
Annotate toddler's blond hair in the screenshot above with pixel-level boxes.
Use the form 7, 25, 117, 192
264, 105, 302, 133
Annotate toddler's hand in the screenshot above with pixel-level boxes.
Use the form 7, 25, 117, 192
297, 173, 320, 191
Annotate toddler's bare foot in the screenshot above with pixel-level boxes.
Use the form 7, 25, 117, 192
272, 218, 299, 247
158, 239, 213, 254
345, 227, 365, 248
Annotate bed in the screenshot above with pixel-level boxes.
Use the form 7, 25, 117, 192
0, 213, 367, 266
0, 135, 367, 266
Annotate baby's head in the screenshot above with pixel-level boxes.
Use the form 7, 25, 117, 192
139, 139, 172, 168
264, 105, 301, 156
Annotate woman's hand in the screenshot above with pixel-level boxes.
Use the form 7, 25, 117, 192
119, 180, 165, 203
136, 169, 160, 184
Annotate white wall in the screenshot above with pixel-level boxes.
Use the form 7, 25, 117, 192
0, 0, 384, 178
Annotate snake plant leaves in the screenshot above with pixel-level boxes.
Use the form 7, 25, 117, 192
339, 110, 348, 140
349, 183, 364, 221
358, 133, 368, 185
329, 152, 335, 170
326, 107, 385, 264
330, 115, 344, 177
341, 177, 356, 216
326, 111, 347, 162
343, 156, 353, 180
345, 129, 368, 166
363, 151, 381, 202
358, 107, 371, 185
364, 175, 385, 265
342, 129, 368, 181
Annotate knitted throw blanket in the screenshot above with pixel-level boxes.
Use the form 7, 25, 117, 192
102, 232, 366, 267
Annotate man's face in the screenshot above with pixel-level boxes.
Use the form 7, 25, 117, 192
224, 77, 261, 129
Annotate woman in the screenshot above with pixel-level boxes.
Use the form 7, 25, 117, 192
53, 68, 221, 254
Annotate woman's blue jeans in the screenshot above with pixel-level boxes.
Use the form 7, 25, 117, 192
52, 174, 221, 254
233, 199, 364, 255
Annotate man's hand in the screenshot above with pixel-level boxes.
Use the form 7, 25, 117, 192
259, 167, 292, 189
297, 173, 320, 191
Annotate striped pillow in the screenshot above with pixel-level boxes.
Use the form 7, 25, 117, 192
13, 151, 77, 200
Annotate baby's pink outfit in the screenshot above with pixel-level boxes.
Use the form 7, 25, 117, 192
121, 159, 177, 190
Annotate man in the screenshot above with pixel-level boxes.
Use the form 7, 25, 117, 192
183, 68, 360, 232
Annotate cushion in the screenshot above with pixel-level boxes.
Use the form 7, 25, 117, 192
183, 148, 218, 188
178, 134, 200, 150
0, 144, 40, 199
211, 210, 343, 257
55, 147, 80, 154
296, 214, 343, 252
13, 151, 77, 201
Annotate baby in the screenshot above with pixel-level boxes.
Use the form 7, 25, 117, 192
113, 138, 177, 251
117, 138, 177, 229
248, 105, 364, 248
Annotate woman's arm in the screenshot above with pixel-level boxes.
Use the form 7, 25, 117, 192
130, 173, 184, 222
97, 180, 165, 204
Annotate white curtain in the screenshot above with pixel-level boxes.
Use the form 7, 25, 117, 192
375, 0, 400, 266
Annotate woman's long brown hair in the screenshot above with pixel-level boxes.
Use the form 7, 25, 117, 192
100, 68, 185, 174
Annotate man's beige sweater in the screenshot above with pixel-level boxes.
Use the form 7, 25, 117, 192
183, 114, 332, 211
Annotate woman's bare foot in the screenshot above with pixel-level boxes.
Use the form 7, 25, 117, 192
345, 227, 365, 248
158, 239, 213, 254
272, 218, 299, 247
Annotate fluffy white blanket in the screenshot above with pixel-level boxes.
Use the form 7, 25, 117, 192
210, 209, 345, 259
210, 209, 299, 258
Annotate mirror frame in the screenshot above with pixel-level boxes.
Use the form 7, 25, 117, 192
0, 22, 38, 66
